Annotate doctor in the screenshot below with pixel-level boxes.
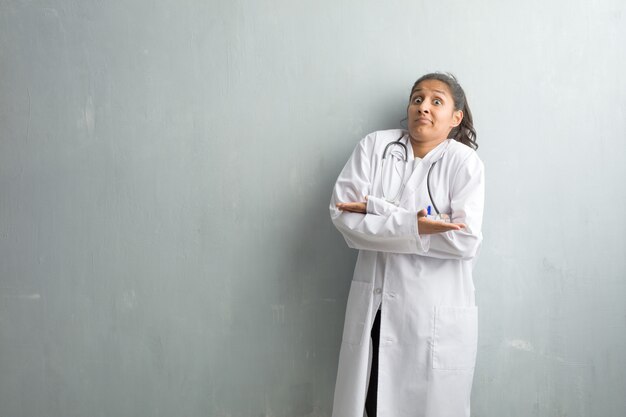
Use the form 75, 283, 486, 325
329, 72, 484, 417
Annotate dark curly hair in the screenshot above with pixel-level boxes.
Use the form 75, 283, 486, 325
409, 72, 478, 150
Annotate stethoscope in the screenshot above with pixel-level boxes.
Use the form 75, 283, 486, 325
381, 134, 442, 215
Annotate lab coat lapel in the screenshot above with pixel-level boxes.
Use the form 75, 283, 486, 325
399, 139, 451, 206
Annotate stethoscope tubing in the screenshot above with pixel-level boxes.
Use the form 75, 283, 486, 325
426, 162, 440, 215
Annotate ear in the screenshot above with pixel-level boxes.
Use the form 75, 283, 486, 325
451, 110, 463, 127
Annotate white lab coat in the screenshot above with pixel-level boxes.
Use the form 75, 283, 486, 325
329, 129, 485, 417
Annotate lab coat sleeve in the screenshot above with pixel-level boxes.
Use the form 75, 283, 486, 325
329, 138, 426, 254
416, 153, 485, 260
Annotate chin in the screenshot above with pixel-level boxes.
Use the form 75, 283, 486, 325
409, 131, 429, 141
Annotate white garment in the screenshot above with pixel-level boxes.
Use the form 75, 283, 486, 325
329, 129, 485, 417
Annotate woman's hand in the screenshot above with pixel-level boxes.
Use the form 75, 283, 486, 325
417, 209, 466, 234
336, 201, 367, 213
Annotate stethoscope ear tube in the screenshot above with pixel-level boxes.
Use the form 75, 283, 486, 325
382, 135, 408, 161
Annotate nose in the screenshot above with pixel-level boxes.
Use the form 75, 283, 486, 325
416, 101, 430, 114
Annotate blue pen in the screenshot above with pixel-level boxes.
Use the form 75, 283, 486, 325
427, 205, 432, 216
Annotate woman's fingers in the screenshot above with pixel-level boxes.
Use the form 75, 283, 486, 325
338, 203, 366, 213
336, 202, 367, 213
417, 217, 466, 234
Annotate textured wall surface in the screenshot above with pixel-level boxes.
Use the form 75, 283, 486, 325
1, 1, 625, 416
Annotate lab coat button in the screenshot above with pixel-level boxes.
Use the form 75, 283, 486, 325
374, 288, 382, 295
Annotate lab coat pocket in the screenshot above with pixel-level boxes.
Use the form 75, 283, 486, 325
432, 306, 478, 370
341, 281, 374, 346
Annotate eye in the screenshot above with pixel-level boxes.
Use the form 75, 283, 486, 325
412, 96, 422, 104
433, 98, 442, 105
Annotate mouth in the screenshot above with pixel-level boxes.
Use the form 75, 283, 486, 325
416, 117, 431, 124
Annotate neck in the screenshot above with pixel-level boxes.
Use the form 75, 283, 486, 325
409, 136, 446, 159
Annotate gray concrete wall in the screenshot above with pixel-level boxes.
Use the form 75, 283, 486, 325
1, 1, 625, 416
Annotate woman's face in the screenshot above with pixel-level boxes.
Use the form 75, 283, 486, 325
407, 79, 463, 143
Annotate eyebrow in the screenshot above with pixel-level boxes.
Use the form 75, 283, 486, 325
413, 88, 447, 96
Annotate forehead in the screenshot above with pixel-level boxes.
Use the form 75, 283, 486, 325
411, 79, 451, 96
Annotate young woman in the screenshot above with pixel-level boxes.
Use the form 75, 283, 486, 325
329, 73, 484, 417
